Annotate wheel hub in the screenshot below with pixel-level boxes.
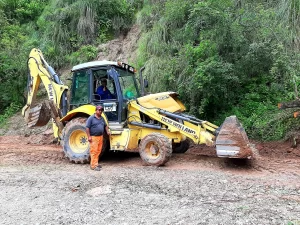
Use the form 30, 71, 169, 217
69, 130, 89, 154
80, 136, 88, 145
150, 144, 159, 155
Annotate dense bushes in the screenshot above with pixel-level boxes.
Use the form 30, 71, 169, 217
136, 0, 300, 140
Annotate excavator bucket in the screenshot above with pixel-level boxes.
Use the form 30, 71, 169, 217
26, 102, 51, 127
216, 116, 253, 158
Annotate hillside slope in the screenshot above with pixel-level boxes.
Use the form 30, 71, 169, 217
0, 25, 141, 142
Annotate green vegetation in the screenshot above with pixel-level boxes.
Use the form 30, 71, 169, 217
0, 0, 139, 122
287, 220, 300, 225
0, 0, 300, 140
137, 0, 300, 140
0, 102, 21, 128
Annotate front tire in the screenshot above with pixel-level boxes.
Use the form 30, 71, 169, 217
62, 117, 90, 163
139, 133, 172, 166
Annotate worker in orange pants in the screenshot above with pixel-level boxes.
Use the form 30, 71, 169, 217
86, 105, 110, 171
89, 135, 103, 170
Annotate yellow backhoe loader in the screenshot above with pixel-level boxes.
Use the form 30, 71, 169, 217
22, 48, 253, 166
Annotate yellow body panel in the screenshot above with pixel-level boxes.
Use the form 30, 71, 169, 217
61, 104, 108, 125
110, 129, 129, 151
110, 129, 139, 151
126, 129, 140, 149
61, 105, 96, 121
127, 104, 141, 123
136, 92, 184, 112
173, 95, 186, 111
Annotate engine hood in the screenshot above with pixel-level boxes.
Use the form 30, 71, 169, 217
136, 92, 186, 112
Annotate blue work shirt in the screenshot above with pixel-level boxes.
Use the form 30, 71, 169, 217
97, 86, 113, 100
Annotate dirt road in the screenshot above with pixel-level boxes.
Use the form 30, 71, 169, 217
0, 135, 300, 224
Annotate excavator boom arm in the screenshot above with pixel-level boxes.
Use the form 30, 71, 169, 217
22, 48, 68, 137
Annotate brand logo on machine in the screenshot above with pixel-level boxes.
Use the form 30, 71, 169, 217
48, 84, 54, 100
161, 116, 196, 135
155, 95, 169, 101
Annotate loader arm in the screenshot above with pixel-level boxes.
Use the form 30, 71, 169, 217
22, 48, 68, 137
129, 101, 252, 158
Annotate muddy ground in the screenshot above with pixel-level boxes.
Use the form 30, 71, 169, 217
0, 133, 299, 225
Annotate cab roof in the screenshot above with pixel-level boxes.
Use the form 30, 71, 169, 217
71, 60, 119, 72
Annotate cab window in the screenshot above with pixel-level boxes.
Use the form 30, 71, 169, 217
93, 70, 117, 101
116, 68, 139, 100
71, 70, 89, 105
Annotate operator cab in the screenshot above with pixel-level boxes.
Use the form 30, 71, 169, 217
70, 61, 140, 125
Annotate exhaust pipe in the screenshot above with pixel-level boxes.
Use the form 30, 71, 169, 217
139, 66, 145, 96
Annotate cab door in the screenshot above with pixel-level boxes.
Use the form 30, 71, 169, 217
106, 67, 124, 123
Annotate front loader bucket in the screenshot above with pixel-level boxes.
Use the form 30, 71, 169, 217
216, 116, 252, 158
26, 102, 51, 127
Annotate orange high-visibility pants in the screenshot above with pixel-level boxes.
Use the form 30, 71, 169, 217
90, 135, 103, 169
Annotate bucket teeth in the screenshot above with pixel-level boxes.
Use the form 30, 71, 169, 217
27, 102, 51, 127
216, 116, 252, 158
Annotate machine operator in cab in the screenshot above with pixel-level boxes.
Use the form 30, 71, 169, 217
96, 79, 114, 100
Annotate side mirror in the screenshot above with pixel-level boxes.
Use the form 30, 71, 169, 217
144, 79, 149, 88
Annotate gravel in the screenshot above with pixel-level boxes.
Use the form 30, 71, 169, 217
0, 161, 299, 225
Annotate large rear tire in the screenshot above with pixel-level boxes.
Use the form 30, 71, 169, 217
62, 117, 107, 164
172, 139, 190, 153
139, 133, 172, 166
